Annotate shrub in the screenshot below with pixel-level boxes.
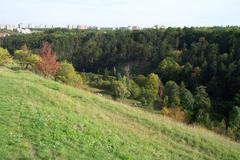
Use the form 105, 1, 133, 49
121, 76, 141, 99
160, 107, 188, 122
0, 47, 12, 66
74, 74, 83, 88
100, 80, 111, 90
110, 80, 130, 99
128, 80, 141, 99
56, 61, 82, 86
140, 88, 157, 105
15, 50, 40, 69
228, 106, 240, 141
133, 75, 147, 87
229, 106, 240, 129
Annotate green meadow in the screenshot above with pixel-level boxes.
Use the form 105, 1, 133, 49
0, 67, 239, 160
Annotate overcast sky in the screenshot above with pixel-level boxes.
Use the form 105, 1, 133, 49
1, 0, 239, 27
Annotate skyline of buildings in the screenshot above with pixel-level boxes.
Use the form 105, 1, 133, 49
0, 23, 166, 32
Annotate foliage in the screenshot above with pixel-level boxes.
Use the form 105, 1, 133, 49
229, 106, 240, 140
161, 107, 188, 122
164, 81, 180, 107
193, 86, 211, 124
14, 49, 40, 69
0, 47, 12, 66
179, 82, 194, 114
157, 58, 180, 82
37, 42, 59, 77
133, 75, 148, 87
138, 73, 161, 105
56, 61, 82, 86
121, 76, 141, 99
3, 27, 240, 138
229, 106, 240, 127
110, 80, 130, 99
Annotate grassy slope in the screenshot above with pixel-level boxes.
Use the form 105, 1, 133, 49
0, 67, 239, 160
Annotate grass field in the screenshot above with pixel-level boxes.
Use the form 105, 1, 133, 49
0, 67, 240, 160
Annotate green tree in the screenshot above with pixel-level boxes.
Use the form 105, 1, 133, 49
140, 73, 161, 105
0, 47, 12, 66
157, 58, 180, 82
193, 86, 211, 124
164, 81, 180, 107
146, 73, 160, 98
179, 82, 194, 114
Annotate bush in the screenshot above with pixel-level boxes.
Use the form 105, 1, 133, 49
100, 80, 111, 90
0, 47, 12, 66
15, 50, 40, 69
74, 74, 83, 88
229, 106, 240, 129
160, 107, 188, 122
128, 80, 141, 99
56, 61, 82, 86
121, 76, 141, 99
140, 88, 157, 105
133, 75, 147, 87
110, 80, 130, 99
228, 106, 240, 141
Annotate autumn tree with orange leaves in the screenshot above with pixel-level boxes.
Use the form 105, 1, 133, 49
37, 42, 59, 77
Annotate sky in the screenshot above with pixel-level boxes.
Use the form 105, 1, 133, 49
1, 0, 240, 27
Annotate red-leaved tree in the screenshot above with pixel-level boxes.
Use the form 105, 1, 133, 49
37, 42, 59, 77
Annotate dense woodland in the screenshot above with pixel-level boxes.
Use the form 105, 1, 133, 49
1, 27, 240, 140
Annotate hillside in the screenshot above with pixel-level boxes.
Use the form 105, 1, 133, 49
0, 67, 240, 160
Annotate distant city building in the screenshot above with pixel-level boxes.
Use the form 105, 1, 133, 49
118, 27, 129, 30
0, 33, 10, 37
88, 26, 98, 30
100, 27, 115, 30
0, 24, 4, 29
72, 25, 77, 29
17, 28, 32, 34
28, 24, 32, 29
131, 26, 140, 30
6, 25, 14, 31
67, 25, 72, 29
154, 25, 159, 29
0, 23, 146, 31
18, 23, 23, 29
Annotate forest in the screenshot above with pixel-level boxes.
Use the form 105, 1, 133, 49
1, 26, 240, 140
